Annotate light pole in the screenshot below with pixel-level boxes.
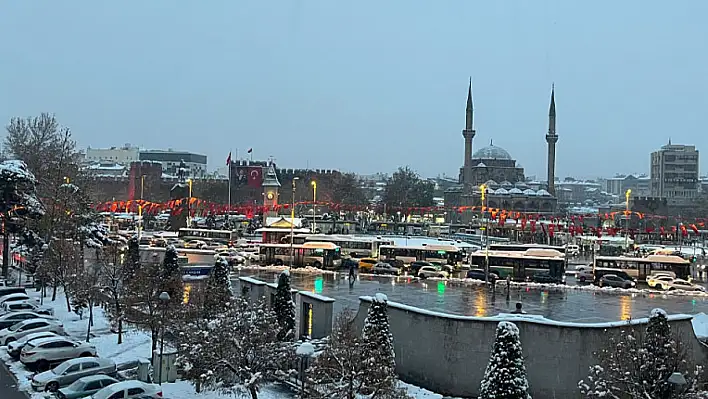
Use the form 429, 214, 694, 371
290, 177, 299, 268
625, 189, 632, 251
186, 179, 193, 227
140, 175, 146, 200
480, 184, 489, 283
310, 181, 317, 233
296, 342, 315, 395
137, 205, 143, 241
158, 291, 170, 385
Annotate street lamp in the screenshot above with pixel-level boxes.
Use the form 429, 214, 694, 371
137, 205, 143, 241
290, 177, 300, 268
480, 184, 489, 283
625, 189, 632, 250
186, 179, 193, 227
668, 372, 687, 396
141, 175, 146, 200
158, 291, 170, 385
296, 342, 315, 395
311, 181, 317, 234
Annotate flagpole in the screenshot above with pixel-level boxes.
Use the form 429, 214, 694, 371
227, 159, 232, 217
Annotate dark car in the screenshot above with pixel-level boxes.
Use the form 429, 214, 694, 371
530, 271, 561, 284
466, 269, 497, 282
409, 261, 434, 274
599, 274, 635, 289
593, 269, 635, 285
372, 262, 401, 276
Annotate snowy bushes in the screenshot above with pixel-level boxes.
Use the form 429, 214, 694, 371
273, 270, 296, 341
479, 321, 531, 399
579, 308, 705, 399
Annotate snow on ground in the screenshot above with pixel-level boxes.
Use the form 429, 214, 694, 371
2, 288, 445, 399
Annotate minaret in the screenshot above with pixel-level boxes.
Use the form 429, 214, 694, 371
461, 78, 476, 184
546, 85, 558, 196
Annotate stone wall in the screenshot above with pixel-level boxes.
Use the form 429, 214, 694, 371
353, 297, 708, 398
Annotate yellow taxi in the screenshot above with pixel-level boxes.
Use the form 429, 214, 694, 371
358, 258, 378, 272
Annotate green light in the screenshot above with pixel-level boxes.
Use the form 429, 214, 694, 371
437, 280, 446, 295
314, 276, 323, 294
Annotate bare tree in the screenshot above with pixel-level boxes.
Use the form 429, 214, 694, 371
100, 244, 128, 344
66, 261, 102, 342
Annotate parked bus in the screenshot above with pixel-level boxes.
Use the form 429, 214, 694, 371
592, 255, 691, 281
378, 244, 463, 266
178, 228, 239, 245
291, 234, 393, 258
489, 243, 566, 254
258, 242, 342, 269
468, 248, 566, 282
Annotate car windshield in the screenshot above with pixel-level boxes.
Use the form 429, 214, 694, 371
8, 322, 24, 331
66, 379, 87, 391
52, 361, 74, 375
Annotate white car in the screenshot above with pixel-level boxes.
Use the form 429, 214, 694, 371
1, 300, 54, 316
418, 266, 449, 279
31, 357, 117, 392
21, 336, 97, 371
184, 240, 208, 249
664, 279, 706, 292
647, 274, 675, 289
7, 331, 59, 358
0, 310, 55, 330
0, 293, 40, 306
0, 318, 65, 345
91, 380, 162, 399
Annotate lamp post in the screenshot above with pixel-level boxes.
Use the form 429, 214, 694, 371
311, 181, 317, 233
480, 184, 489, 283
140, 175, 146, 200
290, 177, 299, 268
137, 205, 143, 241
296, 342, 315, 395
625, 189, 632, 251
158, 291, 170, 385
186, 179, 193, 227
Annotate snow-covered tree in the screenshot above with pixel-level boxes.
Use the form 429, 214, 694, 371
579, 308, 703, 399
161, 245, 183, 301
273, 270, 295, 341
479, 321, 531, 399
203, 257, 231, 318
361, 293, 400, 395
66, 261, 102, 342
100, 244, 129, 344
177, 296, 288, 399
124, 235, 141, 279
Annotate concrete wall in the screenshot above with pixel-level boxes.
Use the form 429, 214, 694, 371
353, 297, 708, 399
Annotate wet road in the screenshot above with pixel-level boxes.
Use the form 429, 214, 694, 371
234, 270, 708, 323
0, 363, 27, 399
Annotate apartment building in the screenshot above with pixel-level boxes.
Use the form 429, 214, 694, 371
650, 142, 699, 205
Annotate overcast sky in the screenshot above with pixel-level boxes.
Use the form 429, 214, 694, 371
1, 1, 706, 180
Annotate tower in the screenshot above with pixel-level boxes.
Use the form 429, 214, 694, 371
546, 85, 558, 196
460, 78, 476, 185
261, 165, 280, 217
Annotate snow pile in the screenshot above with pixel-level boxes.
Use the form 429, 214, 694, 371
295, 342, 315, 356
374, 292, 388, 303
235, 265, 337, 275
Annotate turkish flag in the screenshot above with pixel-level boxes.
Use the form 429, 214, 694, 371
248, 167, 263, 187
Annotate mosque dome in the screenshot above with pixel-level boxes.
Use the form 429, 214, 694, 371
472, 141, 513, 160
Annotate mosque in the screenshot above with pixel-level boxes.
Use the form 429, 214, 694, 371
444, 82, 559, 217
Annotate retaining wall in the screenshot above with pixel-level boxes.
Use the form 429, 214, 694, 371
353, 297, 708, 398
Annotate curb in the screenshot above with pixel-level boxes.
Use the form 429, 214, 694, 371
0, 360, 30, 399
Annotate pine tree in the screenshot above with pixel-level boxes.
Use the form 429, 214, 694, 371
361, 293, 398, 394
125, 235, 141, 279
204, 257, 231, 318
161, 245, 183, 301
273, 270, 296, 341
479, 321, 531, 399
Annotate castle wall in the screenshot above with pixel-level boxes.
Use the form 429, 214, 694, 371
353, 297, 707, 398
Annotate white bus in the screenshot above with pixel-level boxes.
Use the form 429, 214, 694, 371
258, 242, 342, 269
291, 234, 393, 258
468, 249, 566, 282
593, 255, 691, 281
178, 228, 239, 245
378, 244, 463, 266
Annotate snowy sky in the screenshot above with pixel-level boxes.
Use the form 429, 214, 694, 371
1, 0, 707, 179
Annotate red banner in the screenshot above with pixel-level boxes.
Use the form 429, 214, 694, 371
248, 166, 262, 187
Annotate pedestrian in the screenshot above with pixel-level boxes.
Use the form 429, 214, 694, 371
511, 302, 525, 314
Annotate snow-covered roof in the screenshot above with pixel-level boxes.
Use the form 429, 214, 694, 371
495, 188, 509, 195
536, 189, 552, 196
500, 180, 512, 187
523, 189, 537, 196
476, 162, 487, 168
509, 188, 523, 195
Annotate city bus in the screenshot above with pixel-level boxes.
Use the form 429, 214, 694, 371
592, 255, 691, 281
489, 243, 566, 254
258, 242, 342, 269
468, 249, 566, 282
177, 228, 239, 245
378, 244, 463, 266
291, 234, 393, 258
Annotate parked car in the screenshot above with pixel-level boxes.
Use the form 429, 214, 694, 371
372, 262, 401, 276
566, 244, 580, 257
575, 265, 593, 283
0, 311, 55, 330
418, 266, 448, 279
0, 287, 27, 298
466, 269, 497, 282
0, 292, 39, 306
91, 380, 162, 399
7, 331, 59, 358
593, 269, 635, 285
0, 317, 64, 345
31, 357, 117, 392
57, 375, 119, 399
409, 261, 434, 275
646, 274, 675, 289
21, 336, 97, 371
429, 261, 454, 274
216, 252, 243, 266
0, 300, 54, 316
598, 274, 635, 289
184, 240, 208, 249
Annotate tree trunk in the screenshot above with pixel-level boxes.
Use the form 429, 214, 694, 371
64, 289, 72, 312
86, 301, 93, 342
51, 282, 57, 301
115, 300, 123, 345
151, 328, 159, 351
248, 385, 258, 399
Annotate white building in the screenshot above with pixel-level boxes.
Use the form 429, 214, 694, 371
650, 141, 700, 204
139, 149, 208, 178
85, 144, 139, 165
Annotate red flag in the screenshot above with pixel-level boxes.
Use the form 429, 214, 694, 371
247, 148, 253, 154
247, 166, 262, 187
226, 152, 232, 165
